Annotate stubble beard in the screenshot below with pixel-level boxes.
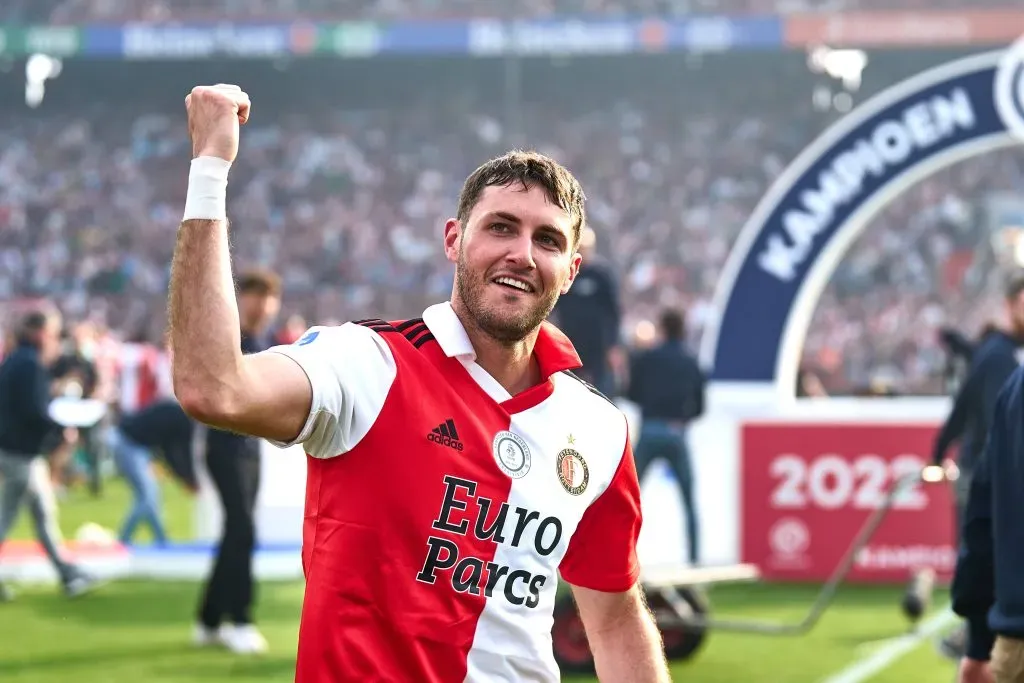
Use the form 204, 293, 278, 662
455, 247, 560, 345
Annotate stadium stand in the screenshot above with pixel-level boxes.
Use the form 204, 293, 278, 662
1, 0, 1021, 22
1, 50, 1019, 396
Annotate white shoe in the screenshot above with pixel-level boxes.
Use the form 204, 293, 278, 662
63, 575, 103, 599
192, 623, 228, 648
221, 624, 268, 655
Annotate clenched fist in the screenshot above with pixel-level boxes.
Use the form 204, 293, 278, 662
185, 84, 251, 163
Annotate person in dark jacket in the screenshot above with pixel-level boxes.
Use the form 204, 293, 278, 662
109, 398, 198, 545
0, 310, 99, 601
627, 307, 706, 565
194, 269, 281, 654
951, 363, 1024, 683
552, 227, 622, 396
51, 322, 102, 495
935, 276, 1024, 660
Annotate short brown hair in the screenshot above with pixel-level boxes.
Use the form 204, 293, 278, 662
1005, 272, 1024, 301
237, 268, 282, 298
455, 150, 587, 248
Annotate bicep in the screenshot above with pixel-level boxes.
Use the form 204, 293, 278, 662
229, 351, 314, 445
197, 323, 396, 457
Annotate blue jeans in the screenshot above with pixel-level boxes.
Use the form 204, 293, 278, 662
634, 419, 700, 564
110, 429, 168, 545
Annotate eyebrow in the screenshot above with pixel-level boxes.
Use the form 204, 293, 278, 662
488, 211, 568, 241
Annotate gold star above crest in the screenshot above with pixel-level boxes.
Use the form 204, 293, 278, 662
567, 434, 576, 445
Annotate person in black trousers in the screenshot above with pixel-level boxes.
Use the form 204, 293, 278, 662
193, 269, 281, 653
951, 363, 1024, 683
934, 275, 1024, 660
626, 307, 706, 566
0, 309, 99, 601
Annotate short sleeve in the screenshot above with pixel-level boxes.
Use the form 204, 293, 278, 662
559, 437, 643, 592
264, 323, 397, 459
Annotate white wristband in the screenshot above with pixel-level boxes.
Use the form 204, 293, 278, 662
182, 156, 232, 221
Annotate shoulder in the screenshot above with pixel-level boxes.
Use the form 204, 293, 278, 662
999, 365, 1024, 402
265, 321, 398, 388
555, 370, 629, 444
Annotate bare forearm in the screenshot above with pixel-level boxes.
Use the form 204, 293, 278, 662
591, 611, 671, 682
169, 218, 243, 411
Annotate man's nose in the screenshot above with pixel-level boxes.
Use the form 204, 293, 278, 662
504, 233, 536, 269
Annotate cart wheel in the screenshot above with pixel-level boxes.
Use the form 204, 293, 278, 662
552, 594, 596, 674
551, 587, 711, 672
645, 586, 709, 662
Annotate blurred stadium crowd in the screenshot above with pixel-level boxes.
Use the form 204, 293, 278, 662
0, 0, 1021, 402
1, 0, 1019, 22
1, 50, 1020, 398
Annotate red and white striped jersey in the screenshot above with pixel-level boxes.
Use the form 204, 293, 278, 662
117, 342, 164, 413
267, 302, 642, 683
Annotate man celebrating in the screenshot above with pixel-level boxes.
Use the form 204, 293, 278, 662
169, 84, 669, 682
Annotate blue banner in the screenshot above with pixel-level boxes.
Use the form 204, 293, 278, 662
61, 17, 781, 58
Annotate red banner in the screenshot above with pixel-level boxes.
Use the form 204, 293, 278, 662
740, 422, 955, 584
784, 9, 1024, 47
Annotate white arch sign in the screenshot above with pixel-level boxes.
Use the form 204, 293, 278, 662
699, 39, 1024, 401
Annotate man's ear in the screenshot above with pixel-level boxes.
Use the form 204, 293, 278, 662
443, 218, 461, 264
561, 250, 583, 295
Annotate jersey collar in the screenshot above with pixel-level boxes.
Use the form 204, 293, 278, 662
422, 301, 582, 379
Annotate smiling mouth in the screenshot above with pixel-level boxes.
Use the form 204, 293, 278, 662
492, 276, 535, 294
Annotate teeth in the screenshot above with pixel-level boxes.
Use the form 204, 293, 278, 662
495, 277, 531, 292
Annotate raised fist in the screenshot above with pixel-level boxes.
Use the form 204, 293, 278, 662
185, 84, 251, 163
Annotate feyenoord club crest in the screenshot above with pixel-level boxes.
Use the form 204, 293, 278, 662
492, 430, 532, 479
556, 440, 589, 496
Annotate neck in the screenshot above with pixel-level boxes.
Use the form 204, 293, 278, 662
452, 301, 542, 396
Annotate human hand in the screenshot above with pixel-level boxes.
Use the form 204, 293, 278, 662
958, 658, 994, 683
184, 84, 251, 162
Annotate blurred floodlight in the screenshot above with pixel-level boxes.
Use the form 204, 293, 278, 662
26, 54, 62, 83
25, 81, 44, 108
24, 54, 62, 108
808, 46, 867, 91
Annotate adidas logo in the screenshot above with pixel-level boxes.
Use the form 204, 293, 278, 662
428, 419, 464, 452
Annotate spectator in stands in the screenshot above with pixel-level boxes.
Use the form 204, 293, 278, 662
626, 307, 706, 566
0, 309, 99, 601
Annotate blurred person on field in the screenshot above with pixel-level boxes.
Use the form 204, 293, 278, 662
108, 397, 198, 546
50, 322, 102, 495
936, 275, 1024, 660
194, 268, 281, 654
0, 309, 100, 602
116, 327, 164, 419
551, 226, 622, 395
626, 307, 706, 566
